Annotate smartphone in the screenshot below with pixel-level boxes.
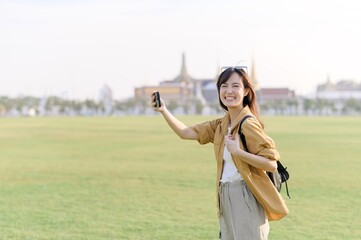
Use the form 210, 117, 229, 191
154, 91, 161, 108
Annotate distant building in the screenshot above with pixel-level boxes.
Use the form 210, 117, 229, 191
134, 53, 218, 114
313, 77, 361, 115
134, 53, 299, 115
99, 84, 114, 115
201, 79, 219, 104
258, 88, 296, 101
316, 77, 361, 99
252, 59, 298, 115
257, 88, 299, 115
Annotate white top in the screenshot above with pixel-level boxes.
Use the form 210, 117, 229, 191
220, 127, 243, 183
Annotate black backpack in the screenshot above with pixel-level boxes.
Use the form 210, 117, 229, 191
238, 115, 290, 198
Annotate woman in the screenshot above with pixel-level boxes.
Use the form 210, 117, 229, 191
151, 67, 288, 240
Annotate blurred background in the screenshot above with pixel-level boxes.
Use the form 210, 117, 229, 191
1, 0, 361, 117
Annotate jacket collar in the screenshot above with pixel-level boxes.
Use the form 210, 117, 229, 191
220, 106, 252, 135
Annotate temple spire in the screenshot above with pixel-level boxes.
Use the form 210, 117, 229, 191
250, 57, 260, 91
180, 52, 187, 76
173, 52, 191, 84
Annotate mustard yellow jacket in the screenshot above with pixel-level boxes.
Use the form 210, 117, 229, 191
191, 106, 288, 220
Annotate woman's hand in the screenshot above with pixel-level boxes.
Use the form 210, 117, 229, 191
151, 92, 166, 112
224, 133, 241, 155
225, 133, 277, 172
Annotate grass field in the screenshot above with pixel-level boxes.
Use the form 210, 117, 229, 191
0, 115, 361, 240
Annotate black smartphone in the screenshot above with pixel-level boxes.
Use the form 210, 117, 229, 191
154, 91, 161, 108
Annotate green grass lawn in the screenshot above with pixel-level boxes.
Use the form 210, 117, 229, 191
0, 116, 360, 240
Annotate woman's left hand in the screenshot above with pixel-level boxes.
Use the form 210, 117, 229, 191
224, 133, 241, 154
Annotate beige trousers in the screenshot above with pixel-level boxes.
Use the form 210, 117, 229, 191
218, 180, 269, 240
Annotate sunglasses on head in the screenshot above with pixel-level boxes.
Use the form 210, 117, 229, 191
221, 66, 248, 74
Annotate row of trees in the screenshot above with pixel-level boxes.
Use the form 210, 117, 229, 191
1, 95, 361, 117
259, 98, 361, 115
0, 96, 140, 116
303, 98, 361, 115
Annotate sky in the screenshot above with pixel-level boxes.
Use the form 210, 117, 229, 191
1, 0, 361, 100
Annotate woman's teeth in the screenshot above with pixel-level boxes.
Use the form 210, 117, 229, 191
225, 97, 236, 100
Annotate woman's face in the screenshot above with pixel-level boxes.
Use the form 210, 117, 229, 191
219, 72, 247, 110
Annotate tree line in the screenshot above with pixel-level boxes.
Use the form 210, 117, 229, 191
1, 95, 361, 117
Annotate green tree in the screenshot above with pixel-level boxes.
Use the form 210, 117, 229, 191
167, 100, 178, 113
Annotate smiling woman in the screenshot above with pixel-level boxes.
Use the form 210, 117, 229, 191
219, 74, 245, 108
151, 66, 288, 240
217, 67, 262, 128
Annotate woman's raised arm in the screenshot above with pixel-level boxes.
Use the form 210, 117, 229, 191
151, 93, 199, 140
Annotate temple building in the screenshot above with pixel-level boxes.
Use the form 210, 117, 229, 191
311, 76, 361, 115
316, 76, 361, 99
134, 53, 216, 114
134, 53, 298, 115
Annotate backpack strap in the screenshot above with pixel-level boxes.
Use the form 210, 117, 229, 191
238, 114, 291, 198
238, 115, 253, 152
